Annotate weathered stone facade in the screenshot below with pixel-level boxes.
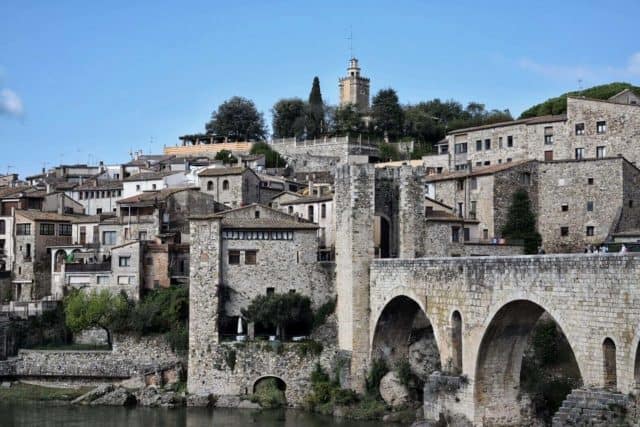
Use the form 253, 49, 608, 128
198, 167, 261, 208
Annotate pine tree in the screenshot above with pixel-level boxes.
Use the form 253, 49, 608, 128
306, 77, 325, 139
501, 189, 542, 254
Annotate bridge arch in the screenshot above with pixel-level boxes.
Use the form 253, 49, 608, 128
252, 375, 287, 394
371, 294, 442, 375
474, 298, 583, 425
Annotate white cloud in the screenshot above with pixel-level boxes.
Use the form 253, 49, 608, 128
518, 52, 640, 83
0, 88, 24, 117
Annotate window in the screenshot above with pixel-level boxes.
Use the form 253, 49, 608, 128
476, 140, 482, 151
575, 148, 584, 160
321, 204, 326, 219
454, 143, 468, 154
457, 202, 464, 218
97, 276, 109, 285
228, 250, 240, 265
245, 250, 257, 265
520, 172, 531, 186
266, 287, 275, 296
560, 227, 569, 237
470, 177, 478, 190
138, 231, 147, 240
507, 135, 513, 147
119, 256, 130, 267
58, 223, 72, 236
629, 200, 634, 208
103, 231, 116, 245
507, 158, 512, 163
207, 181, 213, 191
308, 205, 314, 222
451, 226, 460, 242
254, 210, 260, 219
470, 201, 476, 220
40, 223, 55, 235
597, 121, 607, 134
484, 139, 491, 150
544, 126, 554, 144
0, 220, 4, 235
561, 204, 569, 212
16, 224, 31, 236
456, 179, 464, 191
152, 184, 157, 190
475, 161, 482, 167
498, 137, 503, 148
96, 208, 102, 214
544, 151, 553, 161
288, 206, 293, 215
586, 226, 595, 236
25, 244, 31, 260
118, 276, 131, 285
483, 229, 489, 240
483, 161, 490, 166
222, 180, 230, 190
596, 146, 606, 159
575, 123, 585, 135
587, 201, 594, 212
588, 177, 594, 185
136, 185, 141, 191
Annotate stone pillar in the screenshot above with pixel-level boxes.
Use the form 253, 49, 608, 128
398, 166, 425, 258
187, 216, 222, 395
334, 163, 375, 392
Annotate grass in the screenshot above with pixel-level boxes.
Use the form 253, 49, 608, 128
0, 383, 92, 403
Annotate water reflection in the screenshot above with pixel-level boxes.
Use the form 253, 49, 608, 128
1, 405, 390, 427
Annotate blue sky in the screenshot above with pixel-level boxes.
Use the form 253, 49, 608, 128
1, 1, 639, 177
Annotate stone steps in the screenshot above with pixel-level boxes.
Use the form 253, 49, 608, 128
552, 388, 629, 427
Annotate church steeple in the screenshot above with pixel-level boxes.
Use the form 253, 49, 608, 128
339, 57, 370, 111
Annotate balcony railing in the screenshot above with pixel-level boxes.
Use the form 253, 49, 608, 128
65, 262, 111, 273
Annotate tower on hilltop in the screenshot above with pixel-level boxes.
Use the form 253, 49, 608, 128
339, 58, 370, 111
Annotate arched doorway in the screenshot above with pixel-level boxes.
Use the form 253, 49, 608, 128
475, 300, 582, 425
603, 338, 617, 390
371, 296, 441, 380
253, 376, 287, 407
374, 215, 391, 258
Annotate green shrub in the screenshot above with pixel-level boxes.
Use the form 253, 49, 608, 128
252, 378, 286, 408
331, 387, 358, 406
224, 348, 237, 371
351, 396, 388, 420
366, 359, 388, 397
395, 358, 413, 388
311, 363, 330, 384
312, 298, 336, 329
296, 340, 323, 358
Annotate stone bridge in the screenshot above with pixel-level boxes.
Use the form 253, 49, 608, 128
366, 253, 640, 425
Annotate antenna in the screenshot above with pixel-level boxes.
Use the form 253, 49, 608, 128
149, 136, 154, 155
578, 78, 583, 91
347, 26, 353, 59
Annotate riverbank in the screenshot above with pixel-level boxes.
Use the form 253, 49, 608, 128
0, 382, 92, 403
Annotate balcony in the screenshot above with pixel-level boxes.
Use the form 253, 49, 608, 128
65, 262, 111, 273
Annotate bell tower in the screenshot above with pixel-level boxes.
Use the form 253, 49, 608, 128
339, 57, 370, 111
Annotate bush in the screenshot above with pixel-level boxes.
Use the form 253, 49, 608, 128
312, 298, 336, 330
311, 363, 330, 384
242, 292, 313, 340
224, 348, 237, 371
252, 378, 286, 408
331, 387, 358, 406
296, 340, 323, 358
351, 396, 388, 420
366, 359, 388, 397
395, 359, 413, 388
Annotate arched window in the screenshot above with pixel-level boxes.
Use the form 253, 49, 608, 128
451, 311, 463, 374
207, 181, 213, 191
222, 180, 229, 190
308, 205, 314, 222
603, 338, 617, 389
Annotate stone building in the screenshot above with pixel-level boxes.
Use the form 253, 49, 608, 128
11, 210, 74, 301
339, 57, 370, 111
67, 181, 123, 215
122, 171, 188, 198
442, 96, 640, 171
197, 167, 261, 208
278, 194, 335, 258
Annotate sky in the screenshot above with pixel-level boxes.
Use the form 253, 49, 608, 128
1, 1, 639, 177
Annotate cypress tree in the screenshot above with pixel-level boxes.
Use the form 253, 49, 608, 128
501, 189, 542, 254
306, 77, 325, 138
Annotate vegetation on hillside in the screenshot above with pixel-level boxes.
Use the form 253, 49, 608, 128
249, 141, 285, 168
501, 189, 542, 254
519, 82, 640, 119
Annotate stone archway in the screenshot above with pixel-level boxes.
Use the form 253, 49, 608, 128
253, 375, 286, 393
371, 295, 441, 379
474, 299, 583, 425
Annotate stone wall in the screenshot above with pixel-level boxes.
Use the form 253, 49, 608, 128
552, 388, 630, 426
188, 341, 341, 406
0, 334, 181, 379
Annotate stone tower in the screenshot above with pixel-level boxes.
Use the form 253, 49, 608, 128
339, 58, 370, 111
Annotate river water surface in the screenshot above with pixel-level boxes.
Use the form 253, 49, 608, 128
0, 405, 393, 427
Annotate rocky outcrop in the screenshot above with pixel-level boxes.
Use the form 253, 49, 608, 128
379, 371, 409, 408
409, 332, 441, 380
72, 384, 115, 404
90, 387, 137, 406
136, 386, 184, 408
186, 393, 216, 407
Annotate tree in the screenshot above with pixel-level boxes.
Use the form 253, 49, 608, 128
250, 142, 285, 168
371, 88, 404, 141
214, 149, 236, 165
501, 189, 542, 254
205, 96, 266, 141
377, 143, 400, 162
305, 77, 325, 139
272, 98, 306, 139
64, 290, 129, 348
242, 292, 313, 340
331, 103, 364, 135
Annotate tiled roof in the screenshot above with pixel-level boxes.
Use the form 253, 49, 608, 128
198, 167, 246, 177
279, 195, 333, 206
424, 160, 532, 183
74, 181, 123, 191
221, 218, 319, 230
426, 211, 479, 224
447, 114, 566, 135
0, 186, 29, 198
15, 210, 75, 222
123, 171, 180, 182
117, 187, 195, 205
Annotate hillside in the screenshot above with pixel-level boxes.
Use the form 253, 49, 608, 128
519, 82, 640, 119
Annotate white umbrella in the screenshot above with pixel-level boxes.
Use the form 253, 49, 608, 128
237, 317, 243, 335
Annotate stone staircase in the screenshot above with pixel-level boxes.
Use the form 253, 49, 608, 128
552, 389, 629, 426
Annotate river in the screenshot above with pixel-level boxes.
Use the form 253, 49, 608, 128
0, 405, 393, 427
